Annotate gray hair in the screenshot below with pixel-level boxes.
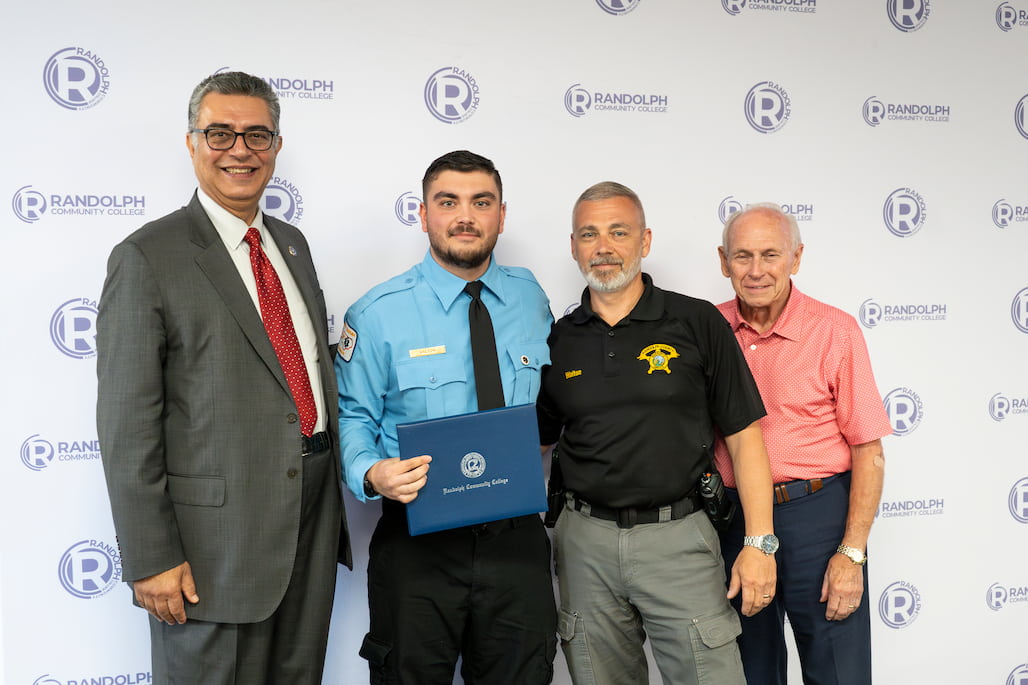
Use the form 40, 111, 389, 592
187, 71, 280, 132
722, 202, 801, 253
573, 181, 646, 227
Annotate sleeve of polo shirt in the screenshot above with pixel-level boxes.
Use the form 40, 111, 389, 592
535, 324, 563, 445
702, 304, 766, 436
536, 376, 562, 447
335, 303, 391, 501
832, 320, 892, 445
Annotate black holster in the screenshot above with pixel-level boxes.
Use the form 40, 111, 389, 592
544, 445, 565, 528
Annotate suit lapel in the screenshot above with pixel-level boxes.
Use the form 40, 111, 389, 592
185, 195, 292, 397
266, 216, 336, 411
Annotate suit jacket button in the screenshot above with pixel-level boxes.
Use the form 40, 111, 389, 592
287, 468, 299, 479
286, 413, 298, 423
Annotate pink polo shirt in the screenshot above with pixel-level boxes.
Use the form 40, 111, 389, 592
713, 285, 891, 488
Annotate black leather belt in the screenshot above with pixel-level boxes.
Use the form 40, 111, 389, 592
468, 514, 537, 536
568, 492, 700, 529
301, 431, 331, 456
773, 473, 840, 504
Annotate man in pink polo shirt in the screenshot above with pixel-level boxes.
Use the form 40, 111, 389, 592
712, 203, 892, 685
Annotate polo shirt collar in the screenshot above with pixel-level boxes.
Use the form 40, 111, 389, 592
419, 249, 506, 312
570, 272, 664, 325
726, 280, 806, 341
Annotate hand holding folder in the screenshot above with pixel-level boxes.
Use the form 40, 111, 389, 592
364, 455, 432, 504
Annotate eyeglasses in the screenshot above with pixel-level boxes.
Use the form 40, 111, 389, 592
190, 127, 279, 151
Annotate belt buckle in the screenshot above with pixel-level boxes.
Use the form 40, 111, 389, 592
773, 477, 826, 505
616, 508, 637, 529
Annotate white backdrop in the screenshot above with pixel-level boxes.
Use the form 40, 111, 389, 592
4, 1, 1028, 684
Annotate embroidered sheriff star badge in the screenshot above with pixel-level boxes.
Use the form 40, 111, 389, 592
637, 343, 679, 374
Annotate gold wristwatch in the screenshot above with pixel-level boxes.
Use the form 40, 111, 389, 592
836, 544, 867, 565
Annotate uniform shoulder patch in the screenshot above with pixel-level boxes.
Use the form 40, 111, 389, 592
338, 320, 358, 363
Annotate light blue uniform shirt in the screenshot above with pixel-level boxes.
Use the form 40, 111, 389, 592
335, 251, 553, 501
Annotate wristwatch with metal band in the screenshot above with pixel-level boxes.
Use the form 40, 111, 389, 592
836, 544, 867, 565
743, 534, 780, 555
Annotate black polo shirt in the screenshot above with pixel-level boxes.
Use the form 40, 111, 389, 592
537, 274, 765, 509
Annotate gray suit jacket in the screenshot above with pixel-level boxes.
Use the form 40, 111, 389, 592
96, 193, 350, 624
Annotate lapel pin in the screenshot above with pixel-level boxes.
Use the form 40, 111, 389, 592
288, 246, 298, 256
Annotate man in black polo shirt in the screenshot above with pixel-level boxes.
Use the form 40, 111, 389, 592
537, 181, 777, 685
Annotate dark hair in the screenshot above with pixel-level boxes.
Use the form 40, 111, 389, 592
421, 150, 502, 200
187, 71, 280, 131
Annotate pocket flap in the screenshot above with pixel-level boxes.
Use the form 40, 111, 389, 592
166, 474, 225, 507
557, 607, 579, 642
505, 340, 550, 371
395, 354, 466, 391
693, 605, 742, 649
359, 632, 392, 667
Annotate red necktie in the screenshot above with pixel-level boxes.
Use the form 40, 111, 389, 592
244, 227, 317, 436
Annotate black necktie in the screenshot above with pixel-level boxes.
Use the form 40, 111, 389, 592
463, 281, 505, 410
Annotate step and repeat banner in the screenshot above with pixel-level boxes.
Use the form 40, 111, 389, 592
3, 1, 1028, 683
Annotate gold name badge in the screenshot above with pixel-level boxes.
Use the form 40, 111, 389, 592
409, 345, 446, 358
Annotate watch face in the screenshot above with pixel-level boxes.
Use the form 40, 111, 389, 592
744, 534, 780, 555
837, 544, 866, 564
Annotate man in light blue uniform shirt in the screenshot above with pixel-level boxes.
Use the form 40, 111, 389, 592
335, 150, 557, 684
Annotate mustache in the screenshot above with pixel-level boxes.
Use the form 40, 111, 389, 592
589, 257, 623, 267
448, 224, 481, 237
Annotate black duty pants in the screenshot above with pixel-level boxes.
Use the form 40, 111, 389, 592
361, 501, 556, 685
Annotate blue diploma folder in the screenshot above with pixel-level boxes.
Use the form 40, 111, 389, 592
398, 403, 547, 536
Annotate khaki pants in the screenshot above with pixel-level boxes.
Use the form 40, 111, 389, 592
554, 505, 744, 685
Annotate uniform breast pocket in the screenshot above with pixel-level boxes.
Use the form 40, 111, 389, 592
394, 354, 468, 419
505, 340, 550, 404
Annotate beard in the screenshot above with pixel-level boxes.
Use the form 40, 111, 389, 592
580, 254, 642, 293
429, 225, 498, 271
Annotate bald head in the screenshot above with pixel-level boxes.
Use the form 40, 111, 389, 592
722, 203, 800, 255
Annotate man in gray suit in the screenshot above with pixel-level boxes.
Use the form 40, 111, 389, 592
96, 71, 349, 685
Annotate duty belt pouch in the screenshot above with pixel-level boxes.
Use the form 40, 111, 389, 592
698, 468, 736, 533
544, 445, 565, 528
